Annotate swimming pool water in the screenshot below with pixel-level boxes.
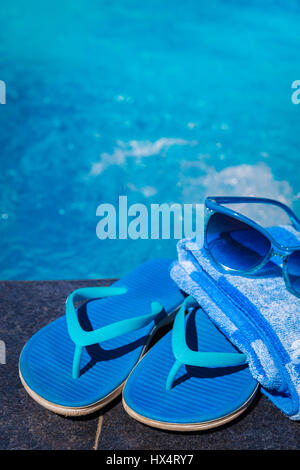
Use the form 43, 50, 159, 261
0, 0, 300, 280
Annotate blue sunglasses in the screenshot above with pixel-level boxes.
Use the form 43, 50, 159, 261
204, 197, 300, 297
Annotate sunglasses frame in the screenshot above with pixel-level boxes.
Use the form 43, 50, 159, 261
204, 196, 300, 297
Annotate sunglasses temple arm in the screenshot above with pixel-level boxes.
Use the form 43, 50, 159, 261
206, 197, 300, 230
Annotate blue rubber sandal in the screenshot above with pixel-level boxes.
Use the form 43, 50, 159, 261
123, 296, 259, 431
19, 259, 184, 416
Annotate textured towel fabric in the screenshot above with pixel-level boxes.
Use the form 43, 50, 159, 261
170, 225, 300, 420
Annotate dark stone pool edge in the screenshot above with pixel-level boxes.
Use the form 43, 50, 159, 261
0, 280, 299, 450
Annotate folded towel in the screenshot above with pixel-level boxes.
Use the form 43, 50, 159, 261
170, 224, 300, 420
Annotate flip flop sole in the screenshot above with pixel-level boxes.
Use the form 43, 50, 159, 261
123, 307, 258, 429
19, 307, 180, 416
19, 259, 184, 415
122, 384, 259, 431
19, 368, 125, 416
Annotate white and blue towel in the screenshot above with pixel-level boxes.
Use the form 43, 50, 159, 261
170, 225, 300, 420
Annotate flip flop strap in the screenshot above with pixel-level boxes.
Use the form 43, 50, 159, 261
65, 286, 164, 379
166, 296, 247, 391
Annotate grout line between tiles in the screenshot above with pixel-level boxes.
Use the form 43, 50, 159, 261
93, 415, 104, 450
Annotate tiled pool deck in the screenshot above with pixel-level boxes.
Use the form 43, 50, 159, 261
0, 280, 299, 450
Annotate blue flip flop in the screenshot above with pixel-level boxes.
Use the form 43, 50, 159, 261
19, 259, 184, 416
123, 296, 259, 431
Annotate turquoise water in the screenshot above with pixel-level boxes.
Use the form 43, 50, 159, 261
0, 0, 300, 280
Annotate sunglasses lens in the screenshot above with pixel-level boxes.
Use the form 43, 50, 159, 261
287, 251, 300, 294
206, 212, 271, 271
